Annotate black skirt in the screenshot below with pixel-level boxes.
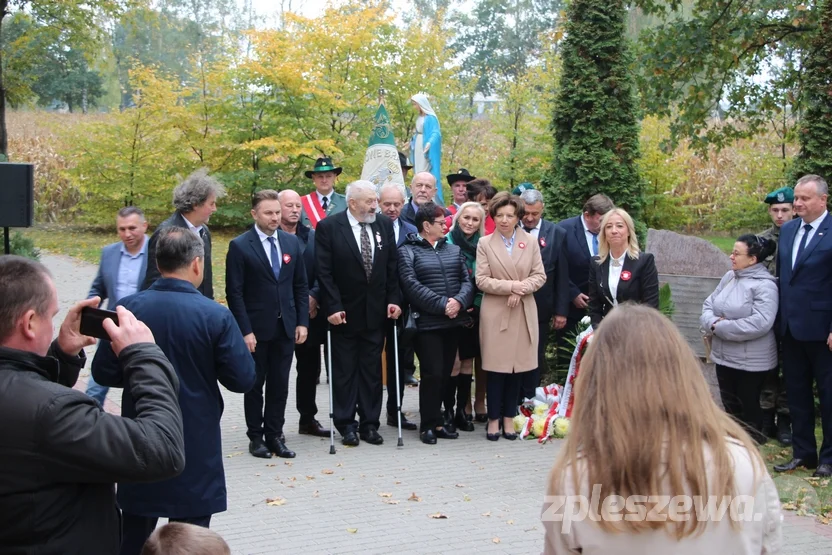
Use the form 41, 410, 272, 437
457, 319, 481, 360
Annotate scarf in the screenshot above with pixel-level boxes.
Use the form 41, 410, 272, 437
451, 225, 479, 262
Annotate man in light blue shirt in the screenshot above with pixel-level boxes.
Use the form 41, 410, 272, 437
85, 206, 149, 406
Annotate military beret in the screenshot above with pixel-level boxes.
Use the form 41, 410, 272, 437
764, 187, 794, 205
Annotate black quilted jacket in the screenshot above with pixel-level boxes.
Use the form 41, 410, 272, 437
398, 233, 475, 331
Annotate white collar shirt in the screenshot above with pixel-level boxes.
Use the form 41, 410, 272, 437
347, 210, 375, 262
317, 191, 333, 209
792, 210, 828, 268
254, 225, 282, 267
580, 215, 597, 256
182, 214, 203, 237
608, 252, 628, 305
524, 219, 541, 240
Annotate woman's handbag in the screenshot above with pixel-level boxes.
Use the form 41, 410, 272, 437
400, 245, 419, 341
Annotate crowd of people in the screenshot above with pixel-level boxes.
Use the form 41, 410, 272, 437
1, 150, 830, 552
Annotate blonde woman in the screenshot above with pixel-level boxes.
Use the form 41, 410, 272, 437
587, 208, 658, 327
543, 304, 782, 553
444, 201, 486, 431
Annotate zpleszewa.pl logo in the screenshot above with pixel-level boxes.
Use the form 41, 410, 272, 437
542, 485, 766, 533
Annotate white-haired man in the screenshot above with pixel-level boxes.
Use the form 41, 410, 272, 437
315, 181, 402, 446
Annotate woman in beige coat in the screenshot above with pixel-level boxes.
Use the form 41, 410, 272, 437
476, 192, 546, 441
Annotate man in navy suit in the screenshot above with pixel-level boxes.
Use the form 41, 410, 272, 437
92, 227, 256, 555
400, 172, 451, 225
85, 206, 149, 405
226, 190, 310, 459
556, 194, 614, 361
142, 169, 224, 299
379, 183, 419, 429
518, 188, 570, 399
774, 175, 832, 477
277, 189, 330, 438
316, 181, 402, 446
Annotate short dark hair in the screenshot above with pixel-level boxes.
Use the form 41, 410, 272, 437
415, 201, 446, 234
466, 179, 497, 201
155, 227, 205, 274
0, 256, 53, 343
252, 189, 280, 209
488, 191, 525, 220
736, 234, 776, 264
117, 206, 145, 220
582, 194, 614, 216
140, 522, 230, 555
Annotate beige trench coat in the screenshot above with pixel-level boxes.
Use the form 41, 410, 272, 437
475, 229, 547, 373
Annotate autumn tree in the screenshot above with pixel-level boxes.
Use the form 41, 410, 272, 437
542, 0, 643, 221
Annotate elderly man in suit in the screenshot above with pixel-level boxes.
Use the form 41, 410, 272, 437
518, 188, 570, 399
556, 194, 614, 361
278, 189, 330, 438
226, 190, 310, 459
92, 227, 256, 555
379, 183, 419, 427
316, 180, 402, 446
300, 157, 347, 229
400, 172, 451, 226
85, 206, 149, 406
773, 174, 832, 478
142, 169, 224, 299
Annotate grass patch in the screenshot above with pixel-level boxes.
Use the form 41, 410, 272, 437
20, 224, 244, 305
700, 235, 735, 255
760, 425, 832, 522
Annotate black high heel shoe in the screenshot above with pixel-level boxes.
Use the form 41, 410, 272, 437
486, 419, 500, 441
502, 430, 517, 440
455, 408, 475, 432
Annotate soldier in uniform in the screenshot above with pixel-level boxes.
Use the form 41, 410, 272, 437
758, 186, 794, 445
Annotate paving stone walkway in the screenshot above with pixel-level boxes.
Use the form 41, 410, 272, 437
44, 252, 832, 554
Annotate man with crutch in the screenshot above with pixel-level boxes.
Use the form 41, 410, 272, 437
315, 180, 402, 447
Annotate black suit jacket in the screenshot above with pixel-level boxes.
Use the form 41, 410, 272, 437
399, 201, 451, 227
587, 252, 659, 327
225, 227, 309, 342
533, 220, 570, 322
315, 211, 401, 333
142, 212, 214, 299
557, 214, 594, 321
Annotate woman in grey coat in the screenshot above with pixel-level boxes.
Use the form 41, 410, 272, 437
701, 234, 778, 444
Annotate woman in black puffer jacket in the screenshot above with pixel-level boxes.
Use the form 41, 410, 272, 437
399, 201, 475, 445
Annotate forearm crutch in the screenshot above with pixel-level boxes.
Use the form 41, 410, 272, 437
393, 321, 404, 447
327, 327, 336, 455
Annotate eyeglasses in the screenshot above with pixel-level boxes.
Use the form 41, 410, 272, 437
729, 251, 749, 258
433, 220, 447, 226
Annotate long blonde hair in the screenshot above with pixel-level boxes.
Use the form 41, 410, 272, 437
451, 201, 486, 236
548, 304, 763, 538
597, 208, 640, 263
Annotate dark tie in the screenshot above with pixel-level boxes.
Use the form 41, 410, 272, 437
198, 228, 205, 239
267, 236, 280, 279
321, 196, 329, 212
359, 223, 372, 282
591, 233, 599, 256
523, 226, 534, 233
794, 223, 813, 267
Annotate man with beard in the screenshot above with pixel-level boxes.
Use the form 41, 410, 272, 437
315, 181, 402, 446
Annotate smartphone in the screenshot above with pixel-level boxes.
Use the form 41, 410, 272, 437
80, 307, 119, 341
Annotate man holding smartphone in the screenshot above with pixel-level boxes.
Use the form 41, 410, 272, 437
85, 206, 150, 407
0, 255, 185, 554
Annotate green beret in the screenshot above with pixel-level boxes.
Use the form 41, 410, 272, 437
764, 187, 793, 205
512, 183, 535, 195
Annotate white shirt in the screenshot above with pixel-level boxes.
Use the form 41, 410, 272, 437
181, 214, 203, 237
608, 252, 627, 305
523, 219, 541, 240
580, 215, 597, 256
254, 225, 282, 267
347, 210, 375, 262
792, 210, 828, 268
317, 191, 333, 210
393, 218, 400, 244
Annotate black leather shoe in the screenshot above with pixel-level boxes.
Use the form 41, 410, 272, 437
266, 438, 296, 459
387, 413, 418, 431
774, 457, 817, 472
420, 429, 437, 444
777, 414, 793, 447
299, 420, 331, 437
813, 463, 832, 478
360, 428, 384, 445
475, 412, 488, 423
342, 431, 360, 446
486, 431, 500, 441
434, 426, 459, 439
502, 430, 518, 441
249, 439, 272, 459
404, 374, 419, 386
455, 408, 475, 432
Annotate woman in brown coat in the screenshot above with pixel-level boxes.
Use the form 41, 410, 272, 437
476, 192, 546, 441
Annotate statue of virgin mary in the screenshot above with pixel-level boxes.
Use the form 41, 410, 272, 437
409, 93, 443, 204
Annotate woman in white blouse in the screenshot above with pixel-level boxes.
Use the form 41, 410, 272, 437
587, 208, 659, 327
